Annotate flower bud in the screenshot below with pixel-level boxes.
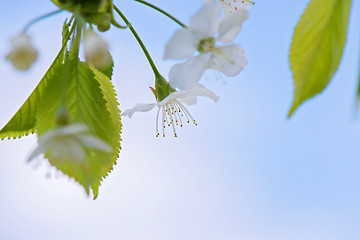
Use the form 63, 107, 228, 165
84, 31, 110, 68
88, 12, 111, 32
55, 0, 107, 14
56, 107, 70, 127
6, 34, 38, 71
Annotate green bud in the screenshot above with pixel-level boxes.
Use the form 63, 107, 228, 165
52, 0, 111, 15
56, 107, 70, 127
154, 74, 175, 102
97, 21, 111, 32
87, 13, 111, 32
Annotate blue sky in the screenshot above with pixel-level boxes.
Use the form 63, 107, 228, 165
0, 0, 360, 239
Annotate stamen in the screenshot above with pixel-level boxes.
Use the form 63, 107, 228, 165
221, 0, 255, 14
155, 100, 198, 137
161, 106, 166, 137
155, 107, 161, 137
172, 102, 183, 127
175, 100, 196, 125
166, 103, 177, 137
242, 0, 255, 5
170, 102, 179, 126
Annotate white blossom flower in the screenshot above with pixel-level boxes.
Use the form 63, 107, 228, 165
204, 0, 254, 15
164, 2, 248, 90
28, 123, 112, 163
122, 84, 219, 137
6, 34, 38, 71
84, 31, 110, 67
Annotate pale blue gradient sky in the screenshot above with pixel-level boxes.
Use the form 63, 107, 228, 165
1, 0, 360, 239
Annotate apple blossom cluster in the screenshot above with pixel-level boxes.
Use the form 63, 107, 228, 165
123, 0, 251, 137
5, 0, 252, 148
2, 0, 252, 195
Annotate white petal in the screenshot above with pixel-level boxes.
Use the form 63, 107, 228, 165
169, 55, 208, 90
220, 0, 252, 16
164, 29, 198, 60
161, 83, 219, 106
37, 124, 87, 146
181, 83, 219, 103
57, 124, 88, 136
65, 141, 87, 162
27, 142, 51, 162
208, 44, 247, 76
78, 135, 112, 153
189, 2, 222, 39
37, 129, 59, 145
217, 8, 249, 43
52, 139, 86, 162
122, 103, 157, 118
179, 97, 197, 106
84, 31, 110, 67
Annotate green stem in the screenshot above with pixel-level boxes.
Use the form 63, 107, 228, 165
133, 0, 186, 28
69, 20, 82, 60
113, 5, 160, 76
22, 9, 64, 33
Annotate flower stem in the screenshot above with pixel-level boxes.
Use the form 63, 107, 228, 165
113, 5, 160, 76
22, 9, 64, 33
133, 0, 186, 28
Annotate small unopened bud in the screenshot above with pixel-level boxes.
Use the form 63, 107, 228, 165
56, 107, 70, 127
7, 34, 38, 71
97, 21, 111, 32
84, 31, 110, 67
91, 13, 111, 32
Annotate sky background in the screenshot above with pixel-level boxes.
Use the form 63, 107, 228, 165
0, 0, 360, 239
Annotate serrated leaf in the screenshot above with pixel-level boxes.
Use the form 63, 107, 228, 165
89, 66, 121, 198
0, 48, 65, 140
288, 0, 352, 117
36, 59, 120, 198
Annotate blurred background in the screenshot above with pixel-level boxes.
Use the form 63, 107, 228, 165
1, 0, 360, 239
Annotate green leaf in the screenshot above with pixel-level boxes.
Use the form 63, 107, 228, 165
288, 0, 352, 117
90, 66, 121, 198
0, 20, 71, 140
0, 48, 65, 140
36, 59, 120, 198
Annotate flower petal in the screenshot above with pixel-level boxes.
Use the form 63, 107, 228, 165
164, 29, 198, 60
162, 83, 219, 106
179, 97, 197, 106
60, 140, 86, 162
169, 55, 208, 90
190, 2, 222, 39
208, 44, 247, 76
181, 83, 219, 103
57, 124, 88, 136
220, 0, 252, 16
27, 142, 51, 162
217, 8, 249, 43
122, 103, 157, 118
84, 31, 110, 67
78, 135, 112, 153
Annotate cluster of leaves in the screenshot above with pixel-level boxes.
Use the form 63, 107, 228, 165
0, 20, 121, 199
